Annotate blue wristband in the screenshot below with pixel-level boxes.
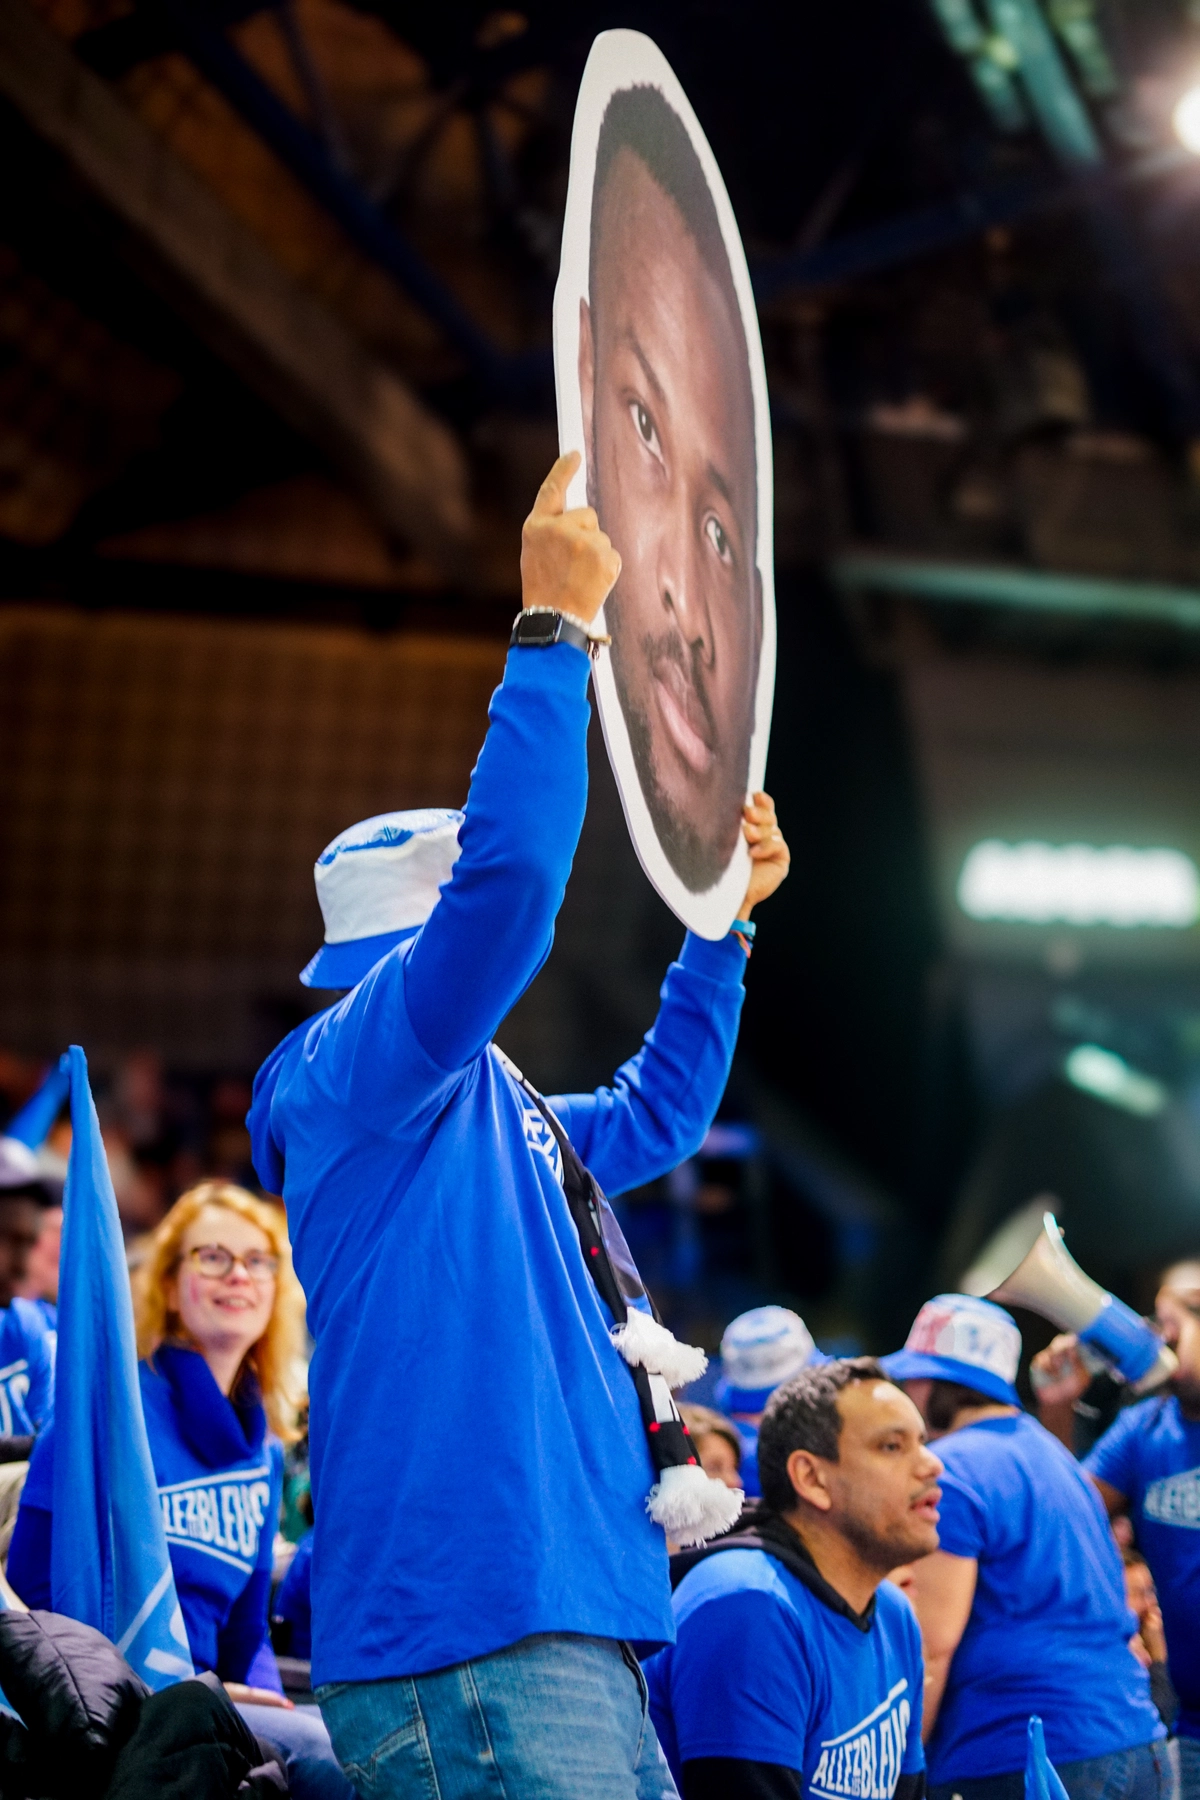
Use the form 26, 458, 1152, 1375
730, 920, 755, 956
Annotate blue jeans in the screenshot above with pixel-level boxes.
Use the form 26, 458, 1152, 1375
1178, 1736, 1200, 1800
238, 1699, 359, 1800
930, 1741, 1177, 1800
317, 1633, 678, 1799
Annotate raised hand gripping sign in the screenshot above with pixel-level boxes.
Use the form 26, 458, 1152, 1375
554, 30, 776, 938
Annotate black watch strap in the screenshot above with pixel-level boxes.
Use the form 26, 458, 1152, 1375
510, 608, 593, 654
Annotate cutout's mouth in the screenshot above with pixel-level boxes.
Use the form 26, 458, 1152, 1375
649, 654, 715, 777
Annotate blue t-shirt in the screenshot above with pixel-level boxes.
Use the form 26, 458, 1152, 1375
13, 1345, 283, 1685
248, 645, 748, 1687
645, 1548, 925, 1792
1085, 1394, 1200, 1739
0, 1298, 54, 1436
931, 1412, 1162, 1782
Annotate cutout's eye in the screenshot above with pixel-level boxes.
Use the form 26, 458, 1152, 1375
704, 514, 731, 562
629, 401, 663, 463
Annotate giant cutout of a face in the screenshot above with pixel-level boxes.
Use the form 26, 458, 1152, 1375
555, 31, 775, 938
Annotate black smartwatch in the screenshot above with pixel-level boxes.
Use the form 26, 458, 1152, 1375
510, 608, 599, 654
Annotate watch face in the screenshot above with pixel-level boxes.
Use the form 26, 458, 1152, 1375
516, 612, 558, 644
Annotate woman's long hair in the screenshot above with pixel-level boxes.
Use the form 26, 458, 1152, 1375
133, 1180, 306, 1442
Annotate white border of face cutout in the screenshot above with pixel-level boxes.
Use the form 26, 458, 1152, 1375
553, 29, 776, 940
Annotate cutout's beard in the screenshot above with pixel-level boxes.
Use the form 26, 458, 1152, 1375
611, 621, 746, 894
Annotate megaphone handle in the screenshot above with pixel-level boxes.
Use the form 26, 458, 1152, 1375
1078, 1296, 1162, 1386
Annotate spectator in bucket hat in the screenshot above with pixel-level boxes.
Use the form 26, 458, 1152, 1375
715, 1306, 827, 1498
247, 454, 793, 1800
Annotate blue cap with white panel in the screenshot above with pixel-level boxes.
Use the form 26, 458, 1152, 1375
881, 1293, 1022, 1408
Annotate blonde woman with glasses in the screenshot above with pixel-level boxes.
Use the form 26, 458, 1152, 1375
10, 1180, 356, 1800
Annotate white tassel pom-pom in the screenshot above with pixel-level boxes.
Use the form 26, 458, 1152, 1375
646, 1464, 745, 1547
611, 1310, 707, 1389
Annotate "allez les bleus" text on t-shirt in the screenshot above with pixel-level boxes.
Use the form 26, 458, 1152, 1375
644, 1547, 925, 1793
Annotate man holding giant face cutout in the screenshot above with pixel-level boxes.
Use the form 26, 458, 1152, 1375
579, 86, 763, 897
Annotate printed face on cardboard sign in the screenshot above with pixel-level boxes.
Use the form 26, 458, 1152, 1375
555, 32, 775, 938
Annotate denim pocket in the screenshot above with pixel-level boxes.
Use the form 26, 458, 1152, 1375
319, 1680, 438, 1800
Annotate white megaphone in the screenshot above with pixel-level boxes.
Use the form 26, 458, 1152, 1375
961, 1199, 1177, 1394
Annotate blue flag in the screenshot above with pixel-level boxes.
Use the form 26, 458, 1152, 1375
5, 1061, 70, 1149
1025, 1717, 1070, 1800
52, 1046, 193, 1688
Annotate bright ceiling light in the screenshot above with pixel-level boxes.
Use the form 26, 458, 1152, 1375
1174, 83, 1200, 155
1064, 1044, 1168, 1117
957, 840, 1200, 928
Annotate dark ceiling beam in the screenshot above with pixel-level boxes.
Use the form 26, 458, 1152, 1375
72, 0, 1195, 431
73, 0, 269, 79
67, 0, 1102, 407
71, 0, 557, 407
0, 0, 474, 570
156, 0, 548, 404
314, 2, 557, 91
750, 170, 1058, 300
74, 0, 554, 90
85, 0, 1052, 390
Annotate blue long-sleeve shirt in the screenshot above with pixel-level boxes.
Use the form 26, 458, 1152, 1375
11, 1345, 282, 1685
248, 643, 749, 1684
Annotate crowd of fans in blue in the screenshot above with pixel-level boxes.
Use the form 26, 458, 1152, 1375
0, 454, 1196, 1800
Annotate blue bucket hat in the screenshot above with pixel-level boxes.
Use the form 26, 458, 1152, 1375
301, 809, 464, 989
881, 1294, 1022, 1408
713, 1306, 828, 1413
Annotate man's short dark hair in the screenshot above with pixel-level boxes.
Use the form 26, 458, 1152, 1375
758, 1357, 887, 1513
589, 85, 730, 306
924, 1379, 996, 1434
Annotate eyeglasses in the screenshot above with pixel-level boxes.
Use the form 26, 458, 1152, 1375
185, 1244, 279, 1284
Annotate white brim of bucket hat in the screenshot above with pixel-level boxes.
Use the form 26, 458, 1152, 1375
714, 1349, 832, 1414
878, 1349, 1020, 1408
300, 926, 421, 990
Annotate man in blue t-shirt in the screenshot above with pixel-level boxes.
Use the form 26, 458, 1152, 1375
1033, 1257, 1200, 1800
248, 455, 792, 1800
646, 1357, 942, 1800
885, 1296, 1167, 1800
